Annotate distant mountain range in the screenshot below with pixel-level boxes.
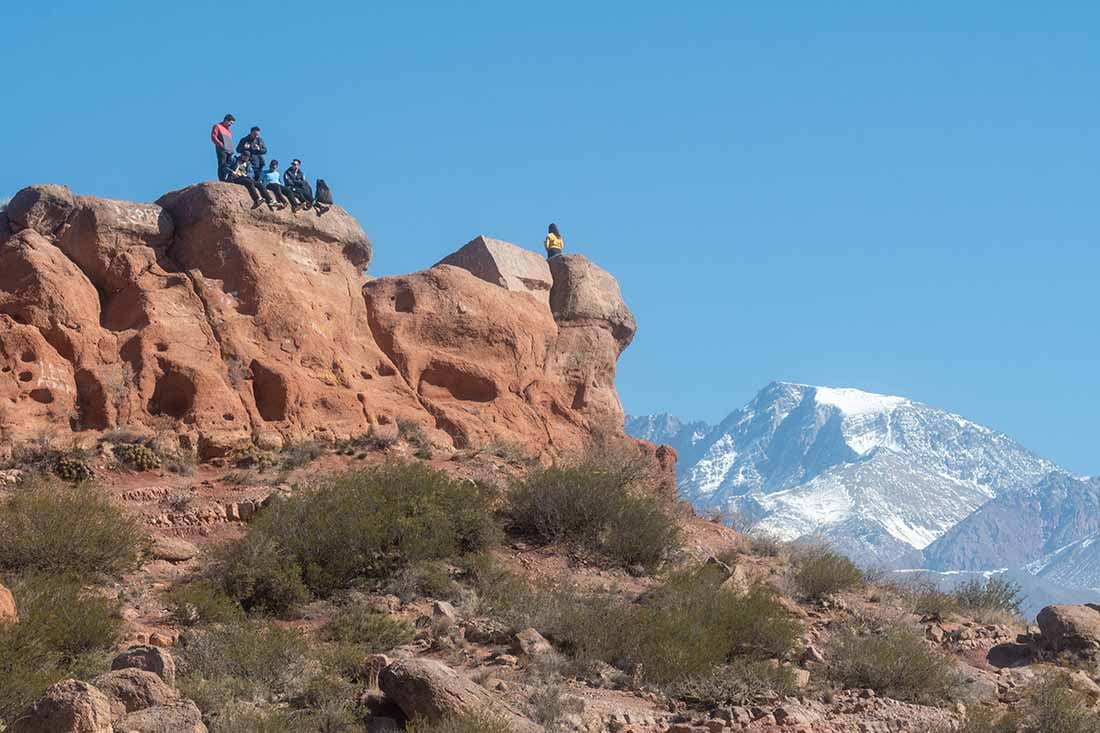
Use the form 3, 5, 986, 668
627, 382, 1098, 613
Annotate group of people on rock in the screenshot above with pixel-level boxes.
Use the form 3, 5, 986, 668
210, 114, 330, 214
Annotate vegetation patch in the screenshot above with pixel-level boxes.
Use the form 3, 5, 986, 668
215, 461, 499, 613
792, 546, 864, 601
405, 710, 514, 733
165, 579, 243, 627
826, 620, 963, 703
504, 448, 681, 569
665, 659, 798, 707
0, 575, 120, 724
0, 477, 146, 576
320, 601, 415, 652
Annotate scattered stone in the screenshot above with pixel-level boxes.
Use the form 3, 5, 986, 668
91, 668, 178, 720
462, 616, 512, 645
111, 645, 176, 686
378, 658, 540, 732
150, 536, 199, 562
512, 627, 553, 657
800, 644, 825, 665
431, 600, 457, 623
115, 700, 207, 733
0, 582, 16, 624
10, 679, 113, 733
1037, 604, 1100, 653
719, 564, 750, 595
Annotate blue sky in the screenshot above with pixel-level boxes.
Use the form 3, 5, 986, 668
2, 2, 1097, 474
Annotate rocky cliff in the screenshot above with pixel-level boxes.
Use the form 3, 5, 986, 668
0, 183, 661, 468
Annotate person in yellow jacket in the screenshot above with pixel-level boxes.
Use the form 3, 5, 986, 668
544, 223, 563, 260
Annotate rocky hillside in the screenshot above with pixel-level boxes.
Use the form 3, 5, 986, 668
0, 184, 668, 474
628, 382, 1059, 566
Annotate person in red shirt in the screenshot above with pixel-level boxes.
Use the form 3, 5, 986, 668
211, 114, 236, 181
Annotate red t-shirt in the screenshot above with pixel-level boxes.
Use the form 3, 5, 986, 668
211, 122, 232, 150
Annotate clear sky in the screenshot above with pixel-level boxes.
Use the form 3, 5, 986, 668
2, 2, 1096, 474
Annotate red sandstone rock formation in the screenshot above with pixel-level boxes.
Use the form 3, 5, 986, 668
0, 183, 670, 468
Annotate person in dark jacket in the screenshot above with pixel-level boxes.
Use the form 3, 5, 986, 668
211, 114, 235, 181
236, 127, 267, 181
282, 159, 314, 209
226, 152, 276, 209
262, 160, 298, 210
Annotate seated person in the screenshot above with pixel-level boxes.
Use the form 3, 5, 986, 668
262, 160, 298, 210
226, 152, 278, 210
282, 159, 314, 209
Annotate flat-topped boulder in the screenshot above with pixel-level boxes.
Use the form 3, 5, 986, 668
435, 235, 552, 305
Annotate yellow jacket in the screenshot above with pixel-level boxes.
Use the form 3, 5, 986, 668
544, 232, 563, 253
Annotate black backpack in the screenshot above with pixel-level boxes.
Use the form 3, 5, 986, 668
315, 179, 334, 205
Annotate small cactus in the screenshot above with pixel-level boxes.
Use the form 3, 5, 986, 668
115, 443, 161, 471
54, 455, 94, 483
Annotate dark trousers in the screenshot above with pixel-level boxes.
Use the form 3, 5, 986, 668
216, 148, 232, 181
547, 249, 562, 260
227, 175, 272, 204
266, 183, 292, 205
249, 157, 265, 181
286, 182, 313, 204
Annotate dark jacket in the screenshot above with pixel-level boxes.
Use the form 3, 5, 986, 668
283, 167, 307, 187
236, 135, 267, 160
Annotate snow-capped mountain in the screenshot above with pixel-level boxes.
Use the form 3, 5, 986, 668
624, 414, 711, 458
627, 382, 1061, 565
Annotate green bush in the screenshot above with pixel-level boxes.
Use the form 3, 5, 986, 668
666, 659, 798, 706
792, 547, 864, 600
114, 442, 161, 471
0, 575, 119, 724
826, 621, 963, 703
165, 579, 243, 627
952, 577, 1023, 617
215, 461, 499, 612
278, 441, 326, 470
178, 620, 311, 706
505, 450, 680, 569
406, 710, 514, 733
476, 561, 799, 686
320, 603, 415, 652
0, 480, 146, 577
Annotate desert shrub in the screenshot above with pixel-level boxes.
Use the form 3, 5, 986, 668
320, 603, 415, 652
958, 705, 1019, 733
952, 577, 1024, 618
0, 479, 146, 576
279, 440, 326, 470
216, 462, 498, 612
827, 621, 963, 703
477, 561, 799, 686
666, 659, 798, 706
528, 678, 585, 730
397, 419, 432, 457
165, 579, 243, 627
505, 451, 680, 569
905, 579, 958, 617
178, 620, 313, 715
792, 547, 864, 600
406, 710, 514, 733
0, 575, 119, 724
388, 560, 461, 602
748, 531, 784, 557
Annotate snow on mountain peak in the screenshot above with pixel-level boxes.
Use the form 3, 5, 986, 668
627, 382, 1061, 565
811, 386, 909, 417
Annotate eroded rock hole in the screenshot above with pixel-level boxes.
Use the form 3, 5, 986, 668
418, 363, 498, 403
20, 350, 35, 363
156, 343, 169, 353
393, 287, 416, 313
250, 361, 289, 422
149, 369, 197, 419
377, 362, 396, 377
18, 371, 33, 382
75, 369, 110, 430
29, 388, 54, 404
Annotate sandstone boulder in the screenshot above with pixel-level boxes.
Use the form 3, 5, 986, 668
150, 536, 199, 563
549, 253, 636, 351
91, 669, 178, 721
0, 581, 16, 623
114, 701, 207, 733
1037, 604, 1100, 653
111, 645, 176, 686
436, 235, 552, 305
512, 628, 553, 657
378, 658, 541, 732
9, 679, 113, 733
